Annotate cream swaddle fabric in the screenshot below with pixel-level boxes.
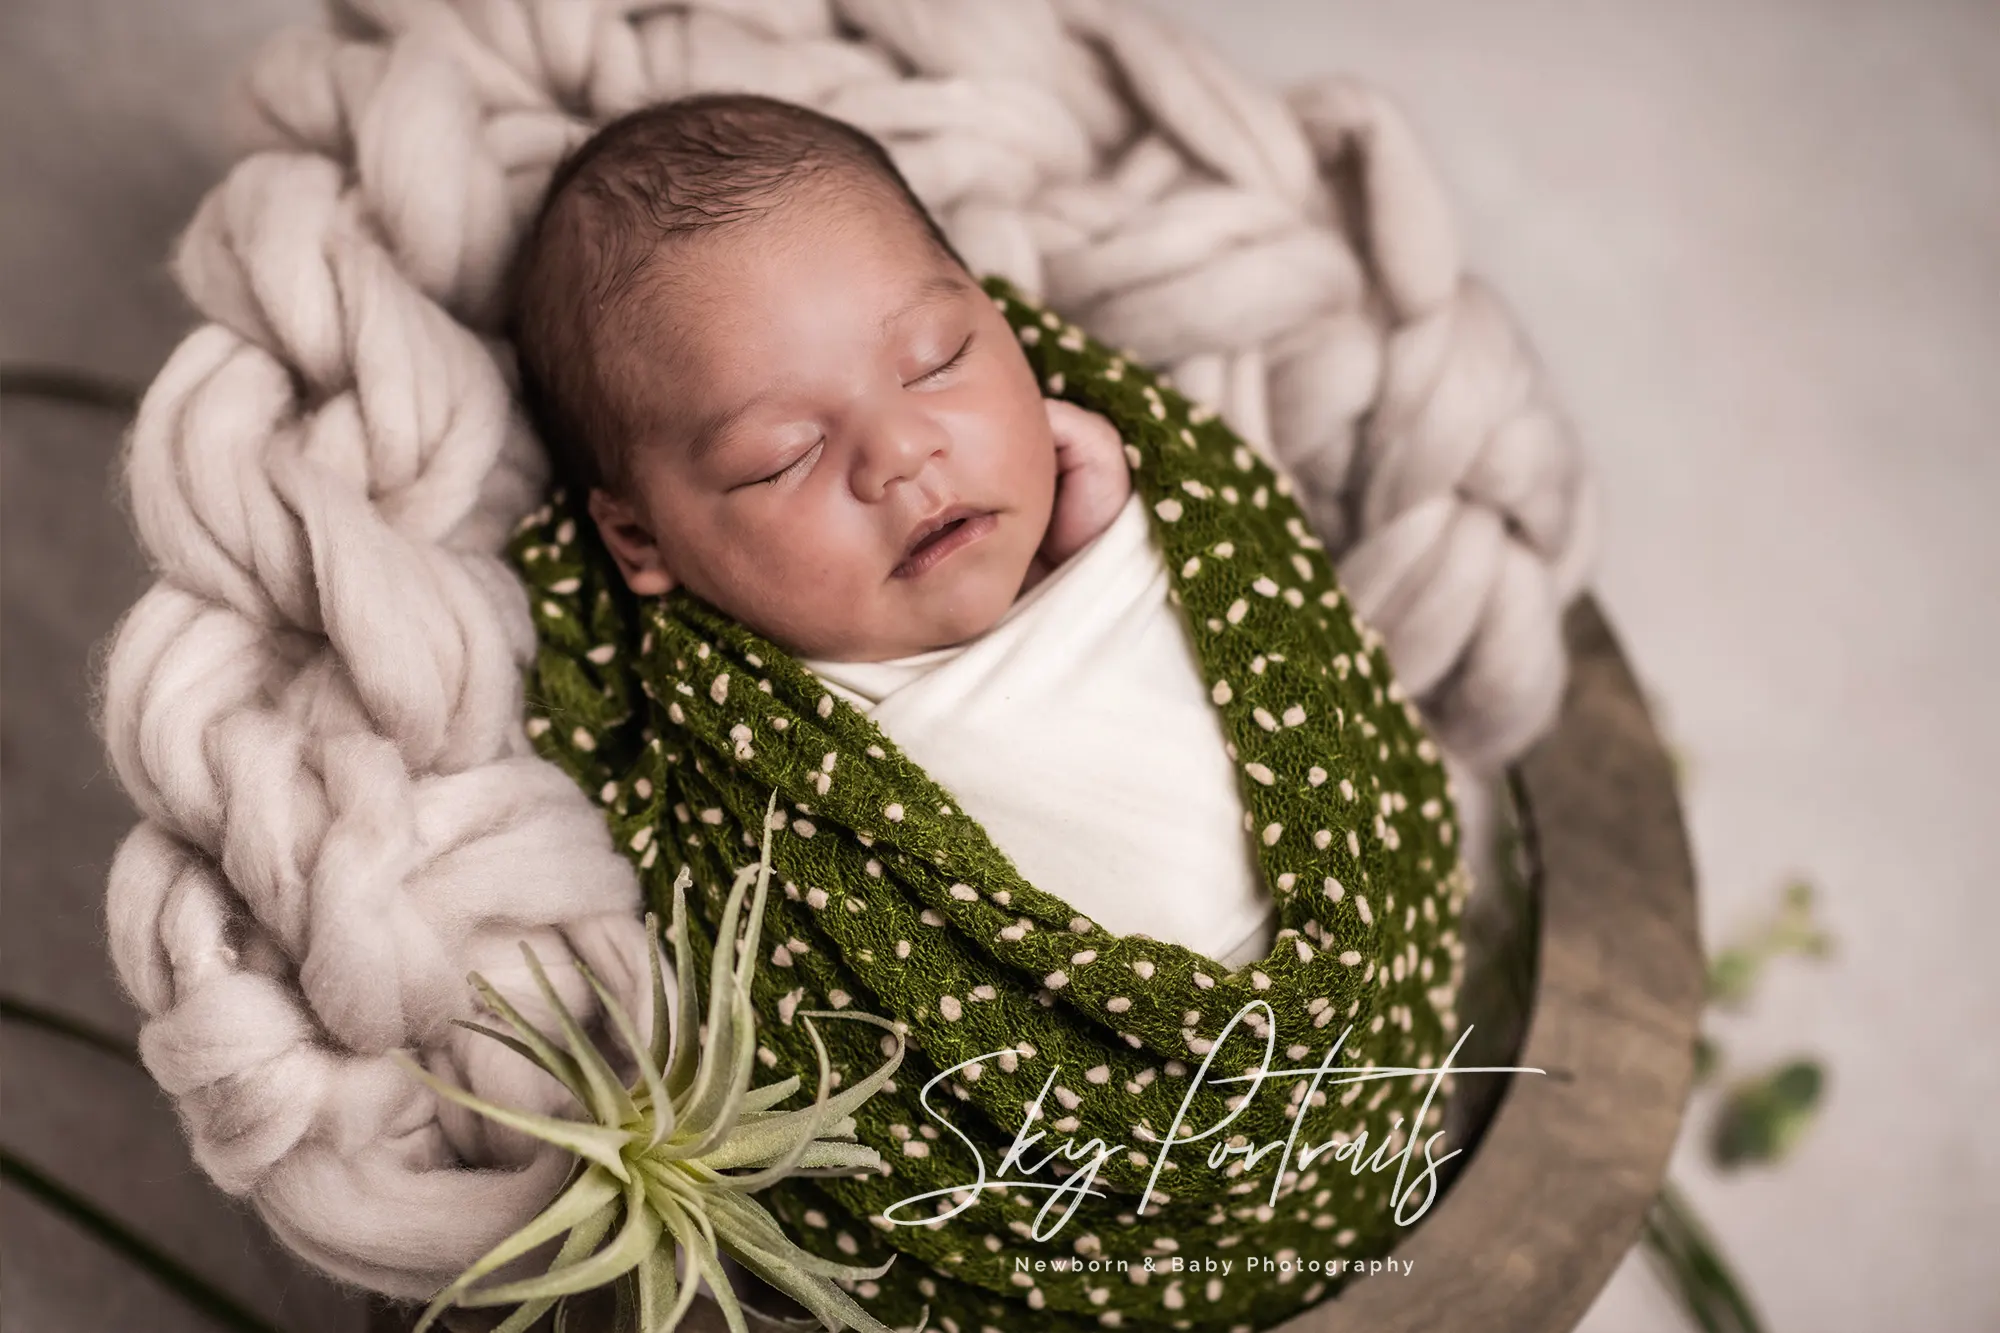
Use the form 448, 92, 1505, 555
803, 491, 1279, 970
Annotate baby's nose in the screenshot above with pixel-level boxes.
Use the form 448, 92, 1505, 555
851, 411, 950, 500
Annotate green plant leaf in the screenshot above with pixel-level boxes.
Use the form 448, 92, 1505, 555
707, 1191, 894, 1286
1706, 876, 1837, 1013
463, 1172, 664, 1307
393, 1053, 632, 1181
680, 860, 769, 1141
574, 949, 675, 1147
1692, 1032, 1721, 1086
1706, 948, 1760, 1009
666, 868, 706, 1100
411, 1165, 622, 1332
518, 943, 641, 1131
493, 1193, 622, 1333
451, 1019, 592, 1109
469, 973, 592, 1105
739, 1075, 805, 1114
1710, 1059, 1825, 1170
636, 1239, 690, 1333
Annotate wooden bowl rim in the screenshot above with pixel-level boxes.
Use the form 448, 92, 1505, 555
1273, 593, 1704, 1332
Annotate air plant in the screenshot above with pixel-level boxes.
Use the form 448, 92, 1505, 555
395, 801, 910, 1333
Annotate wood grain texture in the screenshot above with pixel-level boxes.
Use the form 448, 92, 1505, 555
383, 593, 1702, 1333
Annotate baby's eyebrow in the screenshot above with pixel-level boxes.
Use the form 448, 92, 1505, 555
683, 396, 761, 467
878, 272, 968, 338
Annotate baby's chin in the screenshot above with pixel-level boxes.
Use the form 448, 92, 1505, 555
903, 598, 1014, 656
796, 562, 1027, 662
834, 605, 1006, 662
898, 552, 1038, 653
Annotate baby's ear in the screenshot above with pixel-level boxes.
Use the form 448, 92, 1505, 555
587, 488, 678, 597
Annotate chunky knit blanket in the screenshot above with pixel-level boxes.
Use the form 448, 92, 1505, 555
511, 279, 1469, 1331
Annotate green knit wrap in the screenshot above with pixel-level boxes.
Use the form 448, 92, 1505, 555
508, 277, 1470, 1332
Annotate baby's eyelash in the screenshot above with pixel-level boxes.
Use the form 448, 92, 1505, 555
914, 335, 973, 385
757, 438, 822, 486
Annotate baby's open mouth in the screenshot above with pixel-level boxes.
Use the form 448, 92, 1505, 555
893, 505, 996, 579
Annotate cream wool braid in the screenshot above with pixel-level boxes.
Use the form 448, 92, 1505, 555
95, 0, 1596, 1301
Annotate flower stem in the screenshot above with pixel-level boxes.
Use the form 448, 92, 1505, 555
1641, 1179, 1766, 1333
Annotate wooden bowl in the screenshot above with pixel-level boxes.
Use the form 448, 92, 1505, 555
377, 593, 1702, 1333
1272, 594, 1704, 1331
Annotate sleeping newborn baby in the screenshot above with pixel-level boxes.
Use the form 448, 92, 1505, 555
512, 92, 1277, 968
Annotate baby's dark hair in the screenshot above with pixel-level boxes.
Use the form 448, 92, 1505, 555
509, 92, 967, 498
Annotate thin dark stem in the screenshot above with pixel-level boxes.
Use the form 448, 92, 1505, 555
1642, 1178, 1766, 1333
0, 994, 140, 1065
1, 1147, 291, 1333
0, 364, 142, 414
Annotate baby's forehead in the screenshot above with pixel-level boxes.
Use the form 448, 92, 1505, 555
620, 183, 945, 339
591, 170, 962, 429
653, 170, 930, 274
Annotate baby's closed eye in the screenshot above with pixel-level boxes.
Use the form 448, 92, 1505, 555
750, 437, 824, 487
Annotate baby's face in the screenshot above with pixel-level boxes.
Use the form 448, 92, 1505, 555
588, 184, 1057, 662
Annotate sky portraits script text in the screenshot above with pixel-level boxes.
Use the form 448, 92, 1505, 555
878, 1001, 1541, 1242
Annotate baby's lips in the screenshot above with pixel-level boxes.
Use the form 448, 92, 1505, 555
900, 501, 983, 561
891, 506, 998, 579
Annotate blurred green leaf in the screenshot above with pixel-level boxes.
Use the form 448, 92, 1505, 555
1706, 948, 1761, 1009
1706, 877, 1835, 1012
1771, 879, 1834, 960
1710, 1059, 1826, 1170
1692, 1033, 1721, 1086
